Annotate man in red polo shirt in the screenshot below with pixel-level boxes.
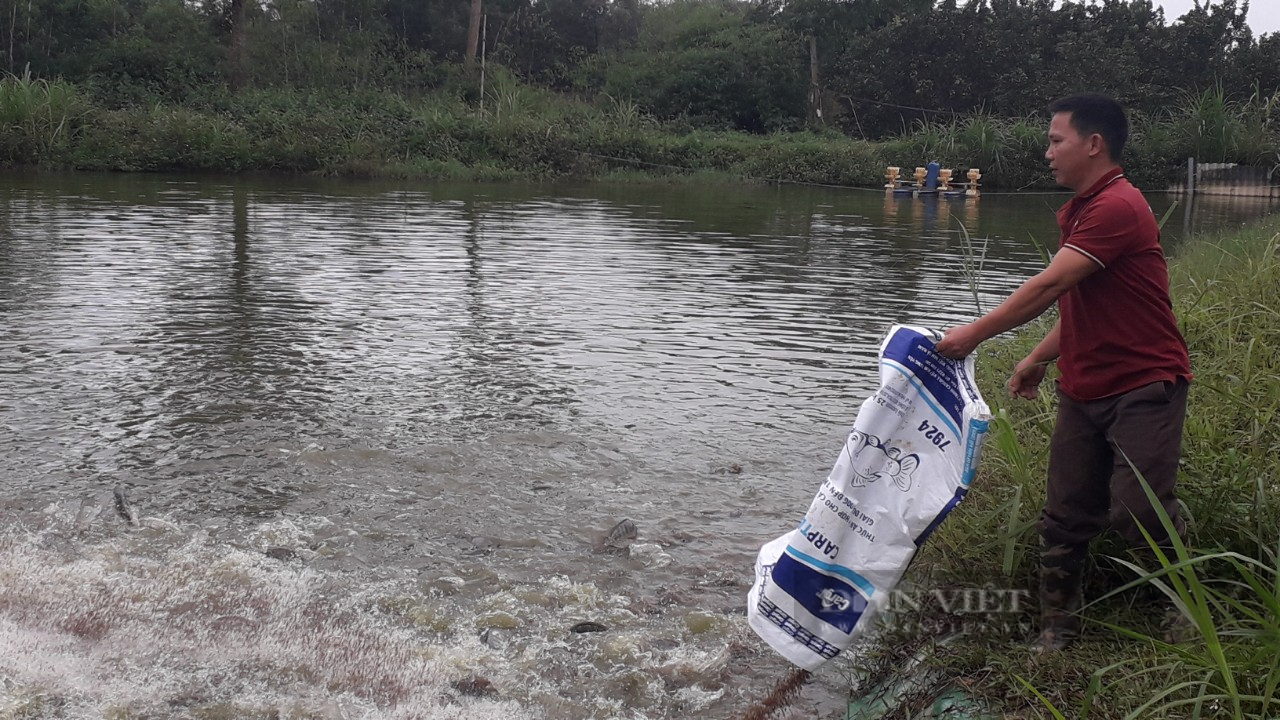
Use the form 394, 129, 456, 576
935, 93, 1192, 653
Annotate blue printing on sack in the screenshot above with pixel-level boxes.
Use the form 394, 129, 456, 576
914, 486, 968, 547
882, 329, 965, 431
784, 545, 877, 597
773, 549, 872, 634
914, 417, 989, 547
756, 595, 843, 660
962, 417, 990, 487
882, 359, 960, 438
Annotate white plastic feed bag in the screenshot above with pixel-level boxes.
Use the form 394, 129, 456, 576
747, 325, 991, 670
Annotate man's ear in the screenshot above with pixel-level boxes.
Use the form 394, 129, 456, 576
1087, 133, 1107, 159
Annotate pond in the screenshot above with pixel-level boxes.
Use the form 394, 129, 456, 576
0, 172, 1273, 718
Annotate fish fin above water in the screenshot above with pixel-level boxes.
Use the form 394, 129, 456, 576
604, 518, 638, 548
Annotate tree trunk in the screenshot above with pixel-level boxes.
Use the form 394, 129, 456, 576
228, 0, 248, 91
465, 0, 483, 74
807, 35, 822, 127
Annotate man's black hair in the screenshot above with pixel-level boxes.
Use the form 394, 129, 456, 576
1047, 93, 1128, 162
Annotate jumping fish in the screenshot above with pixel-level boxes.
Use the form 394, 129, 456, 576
601, 518, 638, 551
113, 485, 139, 526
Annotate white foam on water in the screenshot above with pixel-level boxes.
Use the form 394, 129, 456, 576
0, 513, 540, 720
1, 499, 837, 719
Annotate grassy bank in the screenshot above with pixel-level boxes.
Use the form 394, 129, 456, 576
862, 216, 1280, 718
0, 70, 892, 186
1, 70, 1234, 191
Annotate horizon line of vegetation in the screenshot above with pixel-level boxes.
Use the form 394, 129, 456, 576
3, 68, 1278, 193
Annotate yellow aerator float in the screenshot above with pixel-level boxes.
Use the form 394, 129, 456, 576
886, 163, 981, 198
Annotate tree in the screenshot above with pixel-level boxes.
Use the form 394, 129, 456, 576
752, 0, 936, 131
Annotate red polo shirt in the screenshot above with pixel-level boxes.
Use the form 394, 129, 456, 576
1056, 168, 1192, 401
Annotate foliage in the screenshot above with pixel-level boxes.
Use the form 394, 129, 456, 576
1164, 84, 1280, 166
0, 70, 86, 165
0, 0, 1277, 183
3, 74, 890, 184
7, 0, 224, 105
6, 0, 1278, 139
586, 16, 808, 133
879, 113, 1049, 189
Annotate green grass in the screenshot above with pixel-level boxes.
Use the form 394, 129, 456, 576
1, 70, 891, 184
859, 216, 1280, 718
1019, 468, 1280, 719
0, 69, 86, 165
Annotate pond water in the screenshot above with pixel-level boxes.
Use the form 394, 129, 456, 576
0, 172, 1273, 719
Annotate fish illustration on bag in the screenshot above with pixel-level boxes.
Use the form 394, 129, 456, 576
847, 430, 920, 492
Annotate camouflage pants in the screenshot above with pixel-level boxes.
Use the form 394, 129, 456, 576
1038, 541, 1088, 635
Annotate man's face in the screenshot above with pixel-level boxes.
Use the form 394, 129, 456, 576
1045, 112, 1099, 191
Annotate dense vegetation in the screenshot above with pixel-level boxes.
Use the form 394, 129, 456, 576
2, 0, 1279, 187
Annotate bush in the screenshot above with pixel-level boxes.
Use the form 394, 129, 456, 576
0, 71, 87, 166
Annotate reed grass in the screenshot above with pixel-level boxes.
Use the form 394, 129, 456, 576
0, 68, 85, 165
6, 65, 1276, 190
7, 71, 887, 184
1143, 84, 1280, 170
1021, 469, 1280, 719
880, 113, 1049, 190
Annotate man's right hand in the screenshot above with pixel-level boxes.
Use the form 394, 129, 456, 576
1008, 357, 1049, 399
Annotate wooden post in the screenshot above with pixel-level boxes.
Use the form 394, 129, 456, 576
465, 0, 483, 74
479, 14, 487, 114
807, 36, 821, 127
1183, 157, 1195, 235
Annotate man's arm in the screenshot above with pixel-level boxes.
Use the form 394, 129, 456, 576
1008, 320, 1060, 399
935, 248, 1098, 359
1023, 320, 1060, 366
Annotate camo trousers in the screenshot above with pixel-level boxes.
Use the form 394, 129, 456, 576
1038, 541, 1088, 638
1037, 379, 1189, 550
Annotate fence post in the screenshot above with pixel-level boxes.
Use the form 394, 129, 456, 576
1183, 157, 1195, 235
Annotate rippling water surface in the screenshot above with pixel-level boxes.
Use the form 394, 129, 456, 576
1, 173, 1269, 718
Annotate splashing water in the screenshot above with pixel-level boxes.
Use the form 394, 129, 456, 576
0, 507, 548, 719
1, 499, 836, 720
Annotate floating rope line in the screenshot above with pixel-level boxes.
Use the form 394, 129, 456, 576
738, 667, 812, 720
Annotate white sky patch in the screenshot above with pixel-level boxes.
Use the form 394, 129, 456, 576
1051, 1, 1278, 36
1141, 0, 1275, 36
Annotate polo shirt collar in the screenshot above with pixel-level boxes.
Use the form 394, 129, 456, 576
1074, 166, 1125, 200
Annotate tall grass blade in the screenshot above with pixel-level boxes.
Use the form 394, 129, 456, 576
1122, 451, 1243, 717
1013, 674, 1068, 720
954, 219, 989, 316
